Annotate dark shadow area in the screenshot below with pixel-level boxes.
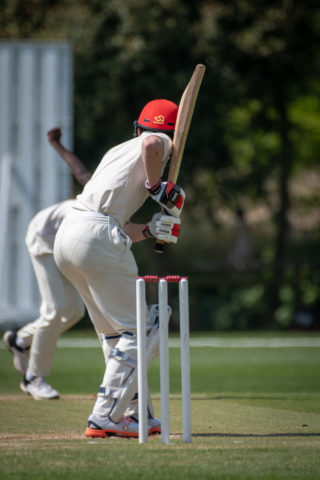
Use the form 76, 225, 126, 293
192, 432, 320, 438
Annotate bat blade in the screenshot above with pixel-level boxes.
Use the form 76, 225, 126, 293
154, 64, 206, 253
168, 64, 206, 183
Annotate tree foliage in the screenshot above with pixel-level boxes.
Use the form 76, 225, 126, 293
1, 0, 320, 328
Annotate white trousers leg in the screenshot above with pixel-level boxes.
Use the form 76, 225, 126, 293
54, 213, 154, 419
18, 253, 85, 377
54, 213, 153, 334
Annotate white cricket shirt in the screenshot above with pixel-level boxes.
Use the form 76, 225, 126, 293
75, 132, 172, 227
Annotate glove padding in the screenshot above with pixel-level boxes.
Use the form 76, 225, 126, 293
146, 180, 185, 217
147, 213, 181, 244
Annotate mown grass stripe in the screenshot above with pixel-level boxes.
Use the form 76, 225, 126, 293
52, 337, 320, 348
1, 336, 319, 349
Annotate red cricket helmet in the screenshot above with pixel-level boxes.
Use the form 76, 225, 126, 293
135, 99, 178, 135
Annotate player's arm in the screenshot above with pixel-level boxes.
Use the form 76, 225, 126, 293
142, 135, 185, 217
122, 222, 146, 243
142, 135, 164, 187
47, 127, 92, 186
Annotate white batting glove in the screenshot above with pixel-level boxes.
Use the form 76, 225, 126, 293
145, 180, 185, 217
143, 213, 181, 244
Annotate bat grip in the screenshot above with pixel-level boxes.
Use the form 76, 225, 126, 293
154, 239, 165, 254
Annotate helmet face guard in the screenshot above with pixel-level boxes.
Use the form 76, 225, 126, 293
134, 99, 178, 137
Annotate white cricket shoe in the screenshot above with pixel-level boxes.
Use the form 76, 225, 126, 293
148, 417, 161, 434
85, 414, 147, 438
20, 379, 29, 395
21, 376, 60, 400
126, 414, 161, 435
3, 331, 30, 375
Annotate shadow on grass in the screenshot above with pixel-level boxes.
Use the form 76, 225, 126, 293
193, 396, 313, 401
193, 433, 320, 438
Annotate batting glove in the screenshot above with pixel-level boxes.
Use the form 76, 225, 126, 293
143, 213, 181, 244
145, 180, 185, 217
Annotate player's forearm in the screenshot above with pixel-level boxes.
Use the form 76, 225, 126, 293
122, 222, 148, 243
51, 141, 91, 186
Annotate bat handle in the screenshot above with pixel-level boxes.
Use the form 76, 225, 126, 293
154, 239, 165, 254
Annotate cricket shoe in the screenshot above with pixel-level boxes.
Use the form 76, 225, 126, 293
128, 414, 161, 435
148, 417, 161, 434
20, 376, 60, 400
3, 330, 30, 375
85, 414, 149, 438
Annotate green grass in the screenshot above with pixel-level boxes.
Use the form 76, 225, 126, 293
0, 330, 320, 479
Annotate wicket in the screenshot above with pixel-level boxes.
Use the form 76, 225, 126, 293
136, 275, 191, 444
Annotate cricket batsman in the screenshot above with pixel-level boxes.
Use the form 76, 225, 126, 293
53, 99, 185, 438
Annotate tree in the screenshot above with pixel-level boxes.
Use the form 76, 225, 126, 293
2, 0, 320, 327
192, 0, 320, 325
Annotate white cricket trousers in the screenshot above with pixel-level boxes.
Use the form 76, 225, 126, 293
54, 211, 151, 335
17, 253, 85, 377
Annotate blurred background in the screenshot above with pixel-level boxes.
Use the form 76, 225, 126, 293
0, 0, 319, 332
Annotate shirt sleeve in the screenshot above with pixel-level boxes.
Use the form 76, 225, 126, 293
156, 133, 173, 161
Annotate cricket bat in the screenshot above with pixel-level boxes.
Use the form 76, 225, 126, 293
154, 63, 206, 253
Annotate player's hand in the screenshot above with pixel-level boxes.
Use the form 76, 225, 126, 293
47, 127, 62, 145
145, 180, 185, 217
143, 213, 181, 244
